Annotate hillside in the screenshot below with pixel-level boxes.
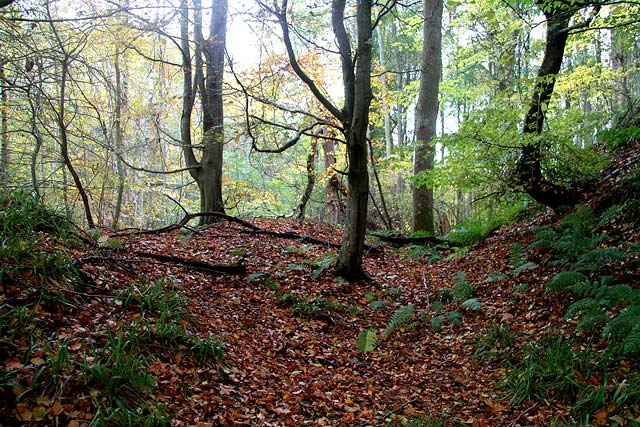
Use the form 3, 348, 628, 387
1, 144, 639, 426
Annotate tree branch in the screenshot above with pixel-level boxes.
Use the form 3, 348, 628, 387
257, 0, 343, 120
251, 122, 320, 153
116, 152, 200, 174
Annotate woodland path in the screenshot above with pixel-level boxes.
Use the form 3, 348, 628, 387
94, 215, 567, 426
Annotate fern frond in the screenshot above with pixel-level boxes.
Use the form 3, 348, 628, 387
567, 279, 602, 298
509, 244, 525, 269
452, 272, 474, 301
575, 311, 609, 333
527, 239, 553, 251
531, 226, 556, 241
576, 248, 627, 268
485, 272, 509, 283
513, 262, 537, 277
597, 204, 625, 227
356, 328, 377, 353
382, 304, 415, 339
622, 324, 640, 356
309, 254, 336, 279
553, 233, 596, 257
560, 205, 595, 234
461, 298, 482, 311
369, 300, 391, 310
454, 272, 468, 287
564, 298, 601, 320
602, 283, 638, 305
603, 305, 640, 341
446, 310, 463, 326
546, 271, 588, 293
284, 263, 311, 272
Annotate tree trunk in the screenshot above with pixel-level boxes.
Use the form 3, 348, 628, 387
412, 0, 442, 234
296, 129, 320, 220
112, 45, 126, 228
514, 3, 580, 210
0, 61, 8, 187
199, 0, 226, 220
334, 0, 373, 282
267, 0, 379, 281
180, 0, 227, 225
376, 25, 395, 195
57, 55, 94, 227
323, 135, 346, 223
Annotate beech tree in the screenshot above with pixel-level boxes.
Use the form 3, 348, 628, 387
180, 0, 227, 224
259, 0, 394, 281
513, 0, 603, 209
412, 0, 443, 233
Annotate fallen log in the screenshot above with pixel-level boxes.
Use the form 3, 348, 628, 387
370, 232, 461, 247
133, 251, 247, 275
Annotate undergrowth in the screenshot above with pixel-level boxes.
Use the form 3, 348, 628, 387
0, 190, 224, 424
500, 203, 640, 424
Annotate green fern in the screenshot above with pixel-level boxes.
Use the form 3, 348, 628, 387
369, 300, 391, 310
445, 310, 463, 326
429, 309, 463, 331
604, 285, 640, 305
528, 226, 557, 250
513, 261, 537, 277
575, 311, 610, 333
576, 248, 627, 269
509, 244, 526, 269
568, 276, 616, 300
309, 253, 336, 279
452, 272, 475, 301
597, 204, 625, 227
564, 298, 602, 320
382, 304, 415, 339
461, 298, 482, 311
546, 271, 588, 293
602, 306, 640, 341
356, 328, 377, 353
622, 324, 640, 356
619, 169, 640, 194
485, 272, 509, 283
284, 263, 311, 272
559, 205, 595, 234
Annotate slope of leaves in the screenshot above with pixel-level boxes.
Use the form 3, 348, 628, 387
1, 144, 640, 426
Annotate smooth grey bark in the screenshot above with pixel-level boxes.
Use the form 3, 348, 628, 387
112, 45, 126, 228
333, 0, 374, 281
376, 25, 394, 194
180, 0, 227, 225
412, 0, 442, 234
265, 0, 381, 281
57, 59, 95, 228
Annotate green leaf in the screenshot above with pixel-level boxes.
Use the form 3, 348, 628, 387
369, 300, 391, 310
356, 329, 377, 353
546, 271, 588, 293
461, 298, 482, 311
383, 304, 415, 339
513, 262, 537, 277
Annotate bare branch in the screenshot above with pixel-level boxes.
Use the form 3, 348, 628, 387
251, 122, 319, 153
116, 152, 200, 175
256, 0, 343, 120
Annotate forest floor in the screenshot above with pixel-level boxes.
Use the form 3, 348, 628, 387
2, 145, 640, 426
